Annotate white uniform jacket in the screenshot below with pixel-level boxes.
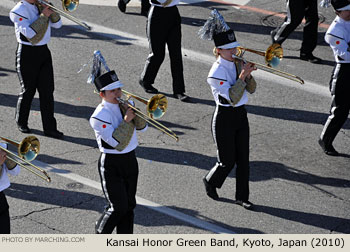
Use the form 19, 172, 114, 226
207, 56, 249, 107
9, 0, 62, 46
151, 0, 179, 7
325, 16, 350, 63
0, 143, 20, 192
90, 100, 148, 154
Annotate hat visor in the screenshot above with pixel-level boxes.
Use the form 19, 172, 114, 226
337, 4, 350, 11
217, 41, 240, 49
100, 81, 124, 91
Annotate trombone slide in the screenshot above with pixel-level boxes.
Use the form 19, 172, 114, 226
233, 55, 304, 84
0, 136, 51, 182
117, 98, 179, 142
37, 0, 91, 30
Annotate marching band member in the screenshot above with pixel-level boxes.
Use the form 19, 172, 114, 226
199, 10, 257, 210
139, 0, 190, 102
9, 0, 64, 139
319, 0, 350, 156
117, 0, 150, 16
270, 0, 322, 64
0, 144, 20, 234
90, 70, 148, 234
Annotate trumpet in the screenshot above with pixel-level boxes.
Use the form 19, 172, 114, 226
234, 44, 304, 84
117, 97, 179, 142
0, 136, 51, 182
37, 0, 91, 30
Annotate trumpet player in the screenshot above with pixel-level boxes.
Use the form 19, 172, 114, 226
199, 10, 257, 210
9, 0, 64, 139
0, 144, 20, 234
89, 70, 148, 234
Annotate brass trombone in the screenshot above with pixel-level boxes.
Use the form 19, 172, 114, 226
37, 0, 91, 30
117, 97, 179, 142
235, 43, 304, 84
122, 90, 168, 119
0, 136, 51, 182
237, 43, 283, 68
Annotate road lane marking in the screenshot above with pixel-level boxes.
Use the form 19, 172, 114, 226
36, 161, 236, 234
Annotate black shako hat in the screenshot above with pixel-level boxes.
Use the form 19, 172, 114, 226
331, 0, 350, 10
198, 9, 240, 49
213, 29, 239, 49
94, 70, 123, 92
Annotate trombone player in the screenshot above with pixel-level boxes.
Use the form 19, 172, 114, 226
9, 0, 64, 139
89, 70, 148, 234
199, 10, 257, 210
0, 143, 20, 234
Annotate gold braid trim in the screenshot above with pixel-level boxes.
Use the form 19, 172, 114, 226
132, 108, 147, 130
28, 14, 49, 45
228, 79, 246, 105
4, 154, 17, 170
235, 61, 256, 94
245, 75, 257, 94
49, 12, 61, 23
111, 104, 136, 151
112, 121, 135, 151
162, 0, 173, 7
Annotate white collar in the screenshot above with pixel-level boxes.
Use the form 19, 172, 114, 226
218, 56, 236, 69
336, 15, 350, 24
23, 0, 36, 6
102, 100, 120, 109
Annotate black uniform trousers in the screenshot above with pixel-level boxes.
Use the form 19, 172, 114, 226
15, 43, 57, 131
205, 105, 250, 202
0, 191, 10, 234
272, 0, 318, 55
95, 151, 139, 234
320, 63, 350, 146
140, 5, 185, 94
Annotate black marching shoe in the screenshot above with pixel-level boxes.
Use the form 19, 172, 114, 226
300, 53, 322, 64
44, 129, 64, 139
234, 200, 254, 210
173, 93, 190, 102
117, 0, 126, 13
203, 178, 219, 200
139, 80, 159, 94
17, 124, 31, 133
318, 138, 339, 156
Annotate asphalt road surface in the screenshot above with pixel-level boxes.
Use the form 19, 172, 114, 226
0, 0, 349, 234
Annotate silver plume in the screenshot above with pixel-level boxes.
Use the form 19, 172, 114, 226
198, 9, 230, 40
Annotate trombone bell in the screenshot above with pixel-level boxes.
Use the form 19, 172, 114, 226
147, 94, 168, 119
63, 0, 79, 12
19, 136, 40, 161
265, 43, 283, 68
0, 135, 50, 182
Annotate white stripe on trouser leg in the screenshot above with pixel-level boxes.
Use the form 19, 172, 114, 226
97, 153, 114, 233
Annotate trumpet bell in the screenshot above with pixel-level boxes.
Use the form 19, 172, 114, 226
147, 94, 168, 119
18, 136, 40, 161
62, 0, 79, 12
265, 43, 283, 68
